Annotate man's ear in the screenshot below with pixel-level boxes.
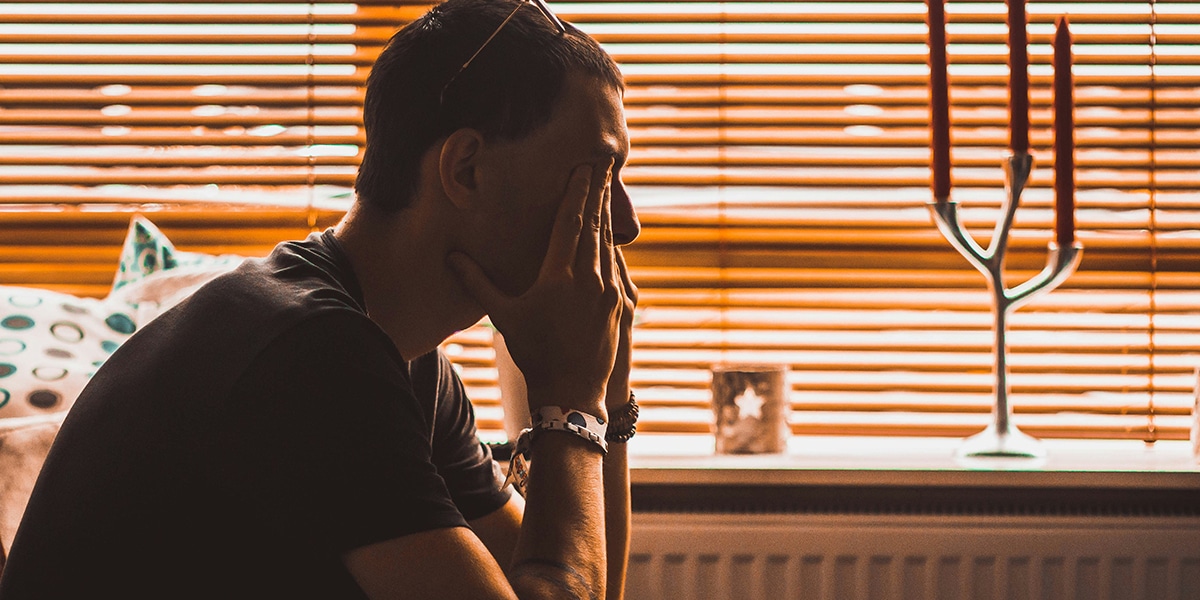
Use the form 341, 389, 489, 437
438, 128, 485, 209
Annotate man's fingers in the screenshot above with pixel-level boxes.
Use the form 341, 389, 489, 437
540, 165, 592, 275
599, 176, 615, 288
614, 247, 639, 335
616, 246, 639, 305
447, 251, 509, 315
575, 160, 612, 276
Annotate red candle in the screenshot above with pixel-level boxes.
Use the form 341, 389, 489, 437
927, 0, 951, 201
1007, 0, 1030, 154
1053, 17, 1075, 247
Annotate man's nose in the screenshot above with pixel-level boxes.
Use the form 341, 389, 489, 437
610, 180, 640, 245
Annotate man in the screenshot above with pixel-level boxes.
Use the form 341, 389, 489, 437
0, 0, 639, 598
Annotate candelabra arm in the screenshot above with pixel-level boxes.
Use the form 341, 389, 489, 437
930, 200, 991, 269
987, 153, 1034, 259
1007, 241, 1083, 311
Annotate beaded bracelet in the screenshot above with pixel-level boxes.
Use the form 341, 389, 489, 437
605, 391, 639, 443
503, 406, 609, 495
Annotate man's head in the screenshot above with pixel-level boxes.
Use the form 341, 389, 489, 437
355, 0, 625, 212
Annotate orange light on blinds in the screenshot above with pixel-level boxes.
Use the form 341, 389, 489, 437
1, 1, 1197, 442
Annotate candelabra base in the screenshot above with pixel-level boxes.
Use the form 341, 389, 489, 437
954, 423, 1046, 460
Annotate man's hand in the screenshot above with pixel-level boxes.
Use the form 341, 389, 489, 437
449, 161, 621, 416
604, 247, 638, 416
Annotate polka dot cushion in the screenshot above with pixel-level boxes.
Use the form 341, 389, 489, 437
105, 216, 245, 325
0, 215, 245, 420
0, 287, 135, 419
109, 215, 244, 295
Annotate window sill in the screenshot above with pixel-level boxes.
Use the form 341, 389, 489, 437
625, 434, 1200, 490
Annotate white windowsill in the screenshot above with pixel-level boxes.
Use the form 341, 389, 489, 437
624, 434, 1200, 489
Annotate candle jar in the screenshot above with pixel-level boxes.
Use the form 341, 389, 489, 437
710, 364, 790, 454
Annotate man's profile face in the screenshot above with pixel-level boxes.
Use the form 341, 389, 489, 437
464, 72, 639, 297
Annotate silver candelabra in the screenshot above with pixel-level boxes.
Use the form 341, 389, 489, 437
928, 153, 1083, 459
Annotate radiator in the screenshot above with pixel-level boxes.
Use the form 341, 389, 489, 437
626, 513, 1200, 600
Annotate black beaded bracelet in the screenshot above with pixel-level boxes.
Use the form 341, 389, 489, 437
605, 391, 639, 443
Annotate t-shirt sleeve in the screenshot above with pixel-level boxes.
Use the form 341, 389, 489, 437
409, 350, 512, 521
204, 312, 467, 554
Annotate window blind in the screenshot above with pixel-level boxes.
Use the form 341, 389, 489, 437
576, 0, 1200, 442
1, 1, 1196, 443
0, 0, 399, 296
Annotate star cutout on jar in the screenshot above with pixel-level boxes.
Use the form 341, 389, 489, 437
734, 386, 765, 420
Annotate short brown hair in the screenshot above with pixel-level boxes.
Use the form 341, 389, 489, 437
354, 0, 624, 212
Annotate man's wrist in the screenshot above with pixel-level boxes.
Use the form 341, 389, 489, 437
527, 383, 607, 418
506, 413, 608, 495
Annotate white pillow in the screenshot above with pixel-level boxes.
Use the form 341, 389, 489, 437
104, 215, 245, 321
0, 287, 133, 418
105, 262, 243, 325
0, 216, 245, 420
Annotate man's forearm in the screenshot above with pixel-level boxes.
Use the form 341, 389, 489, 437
603, 441, 630, 600
511, 432, 608, 600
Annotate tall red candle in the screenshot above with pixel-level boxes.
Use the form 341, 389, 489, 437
1053, 17, 1075, 247
1006, 0, 1030, 154
927, 0, 951, 200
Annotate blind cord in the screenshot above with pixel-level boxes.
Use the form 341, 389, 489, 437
1146, 0, 1159, 444
306, 0, 318, 232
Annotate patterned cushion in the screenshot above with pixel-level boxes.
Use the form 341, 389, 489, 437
106, 216, 245, 324
109, 215, 244, 295
0, 216, 245, 420
0, 287, 134, 418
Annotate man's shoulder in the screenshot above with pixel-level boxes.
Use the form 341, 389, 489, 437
199, 231, 366, 318
85, 232, 378, 409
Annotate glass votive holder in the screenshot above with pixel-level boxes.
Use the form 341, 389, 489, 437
710, 364, 790, 454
